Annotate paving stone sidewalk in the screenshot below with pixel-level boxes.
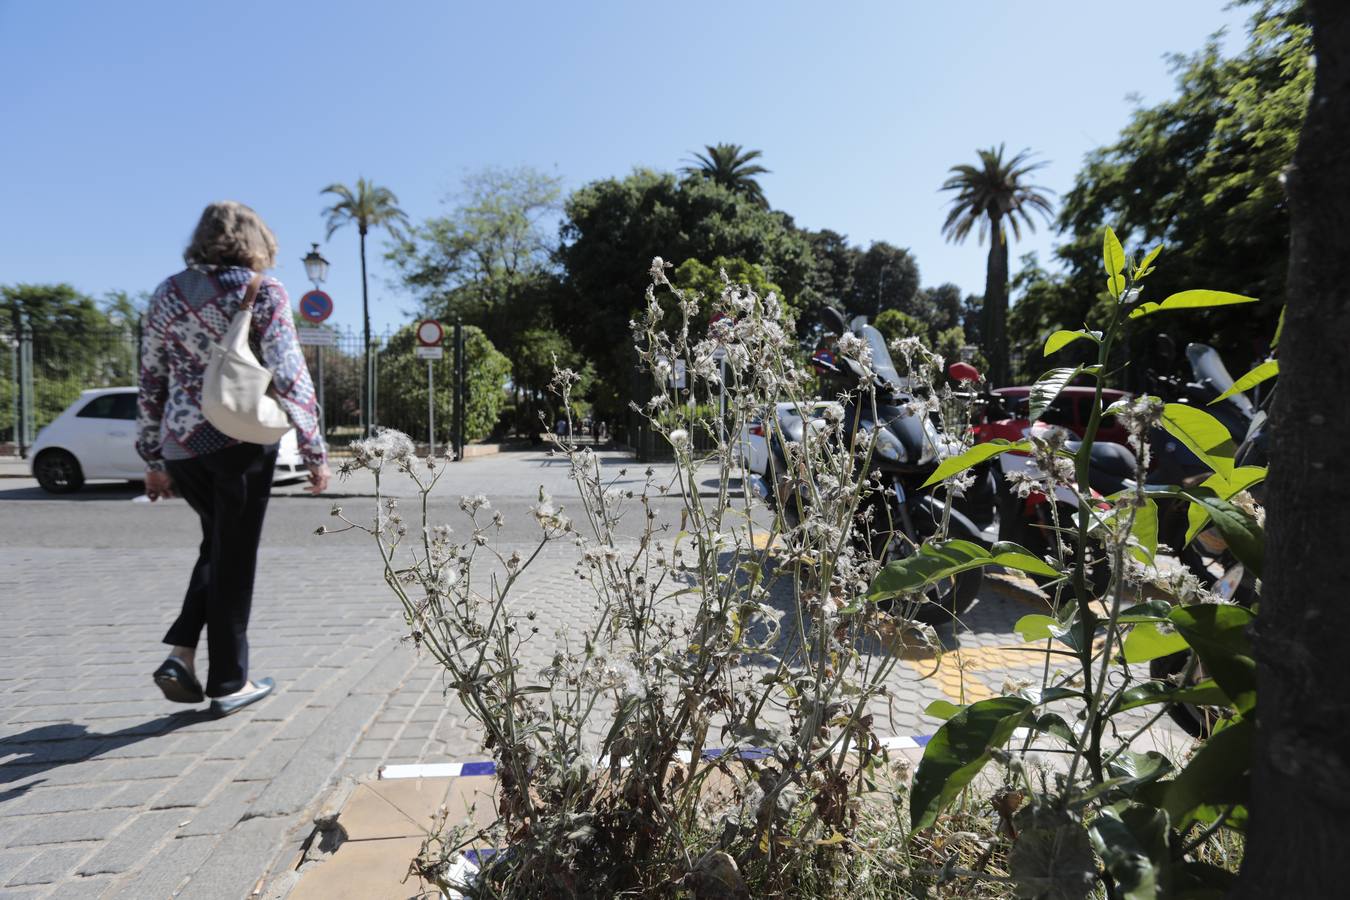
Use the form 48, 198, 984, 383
0, 544, 435, 899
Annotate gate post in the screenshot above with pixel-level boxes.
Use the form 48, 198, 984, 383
17, 320, 34, 457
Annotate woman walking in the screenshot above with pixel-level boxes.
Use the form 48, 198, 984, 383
137, 201, 330, 716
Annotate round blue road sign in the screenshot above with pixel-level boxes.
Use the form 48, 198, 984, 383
299, 290, 334, 324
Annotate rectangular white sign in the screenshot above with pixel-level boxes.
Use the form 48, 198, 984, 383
415, 345, 445, 360
297, 327, 337, 346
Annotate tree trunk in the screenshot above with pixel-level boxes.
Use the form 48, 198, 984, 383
360, 228, 371, 438
982, 217, 1010, 385
1234, 2, 1350, 894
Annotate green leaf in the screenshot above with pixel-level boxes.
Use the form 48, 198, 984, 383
1123, 621, 1189, 663
1130, 498, 1158, 564
1117, 599, 1174, 623
1089, 803, 1171, 900
1211, 359, 1278, 405
1111, 679, 1231, 716
1180, 492, 1265, 578
1103, 226, 1126, 277
1014, 614, 1059, 641
1135, 244, 1163, 277
1168, 604, 1256, 715
909, 696, 1033, 830
1032, 712, 1078, 747
1165, 717, 1252, 826
867, 539, 1058, 600
1043, 329, 1101, 357
1271, 306, 1285, 349
920, 439, 1030, 489
1106, 274, 1126, 298
1106, 751, 1174, 789
1185, 466, 1267, 545
1029, 367, 1082, 422
990, 541, 1063, 578
924, 699, 963, 721
1161, 403, 1236, 477
1128, 289, 1259, 319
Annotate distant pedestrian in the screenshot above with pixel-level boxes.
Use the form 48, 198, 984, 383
137, 201, 330, 716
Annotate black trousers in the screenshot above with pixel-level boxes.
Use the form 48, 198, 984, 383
163, 442, 277, 697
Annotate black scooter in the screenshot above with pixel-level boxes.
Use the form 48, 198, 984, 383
751, 308, 998, 625
996, 343, 1259, 596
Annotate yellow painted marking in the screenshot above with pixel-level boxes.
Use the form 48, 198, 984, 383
901, 644, 1047, 703
747, 531, 784, 551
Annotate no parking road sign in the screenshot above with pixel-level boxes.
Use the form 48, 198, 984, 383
299, 290, 334, 324
416, 319, 444, 346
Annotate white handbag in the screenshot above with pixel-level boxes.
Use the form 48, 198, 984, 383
201, 273, 293, 444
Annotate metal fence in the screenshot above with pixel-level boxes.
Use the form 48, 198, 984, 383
2, 326, 139, 453
2, 324, 468, 456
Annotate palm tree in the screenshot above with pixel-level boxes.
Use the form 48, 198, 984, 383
681, 143, 771, 206
940, 145, 1054, 385
321, 178, 410, 436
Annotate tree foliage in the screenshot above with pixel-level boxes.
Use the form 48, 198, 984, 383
845, 242, 921, 321
375, 323, 510, 443
941, 145, 1055, 386
1, 284, 144, 435
321, 178, 410, 241
556, 170, 818, 411
680, 143, 771, 207
1038, 1, 1310, 379
388, 167, 574, 431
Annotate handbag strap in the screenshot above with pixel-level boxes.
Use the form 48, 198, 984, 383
239, 273, 265, 311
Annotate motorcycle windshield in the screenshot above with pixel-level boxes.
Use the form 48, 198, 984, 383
1186, 343, 1254, 415
860, 325, 908, 393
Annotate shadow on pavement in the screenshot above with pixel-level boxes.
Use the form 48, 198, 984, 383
0, 481, 143, 502
0, 710, 214, 803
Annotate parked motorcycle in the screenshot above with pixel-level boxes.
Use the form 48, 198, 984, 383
990, 343, 1260, 599
749, 308, 999, 626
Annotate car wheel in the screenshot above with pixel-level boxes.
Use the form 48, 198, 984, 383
34, 449, 85, 494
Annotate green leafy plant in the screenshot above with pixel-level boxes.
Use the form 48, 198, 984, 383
884, 226, 1265, 897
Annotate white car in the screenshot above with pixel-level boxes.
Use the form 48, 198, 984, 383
29, 387, 305, 494
737, 401, 843, 476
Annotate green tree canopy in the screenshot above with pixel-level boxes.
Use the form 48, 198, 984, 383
846, 242, 922, 322
389, 166, 562, 342
1, 283, 140, 433
375, 323, 510, 443
556, 169, 817, 413
941, 145, 1055, 385
680, 143, 771, 207
1044, 0, 1309, 378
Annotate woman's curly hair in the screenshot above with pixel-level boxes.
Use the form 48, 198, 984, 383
184, 201, 278, 270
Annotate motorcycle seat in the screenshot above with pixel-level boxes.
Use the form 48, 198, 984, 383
1064, 440, 1137, 479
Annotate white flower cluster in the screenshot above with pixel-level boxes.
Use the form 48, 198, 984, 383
350, 428, 416, 473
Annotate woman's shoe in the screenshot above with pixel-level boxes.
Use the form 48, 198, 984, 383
210, 678, 275, 717
153, 657, 205, 704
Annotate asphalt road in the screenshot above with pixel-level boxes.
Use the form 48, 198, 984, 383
0, 449, 723, 548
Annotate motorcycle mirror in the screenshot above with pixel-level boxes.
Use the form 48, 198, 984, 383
949, 362, 981, 383
820, 306, 848, 335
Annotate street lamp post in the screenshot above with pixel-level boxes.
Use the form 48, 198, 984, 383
301, 243, 331, 436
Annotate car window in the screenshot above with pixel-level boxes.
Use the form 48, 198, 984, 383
110, 393, 137, 420
77, 393, 137, 420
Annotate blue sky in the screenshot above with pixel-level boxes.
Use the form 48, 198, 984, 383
0, 0, 1247, 334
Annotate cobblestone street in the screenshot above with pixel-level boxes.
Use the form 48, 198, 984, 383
1, 450, 1079, 899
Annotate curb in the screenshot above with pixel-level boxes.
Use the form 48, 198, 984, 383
376, 733, 934, 781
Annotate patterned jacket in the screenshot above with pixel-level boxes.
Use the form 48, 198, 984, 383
136, 265, 326, 470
